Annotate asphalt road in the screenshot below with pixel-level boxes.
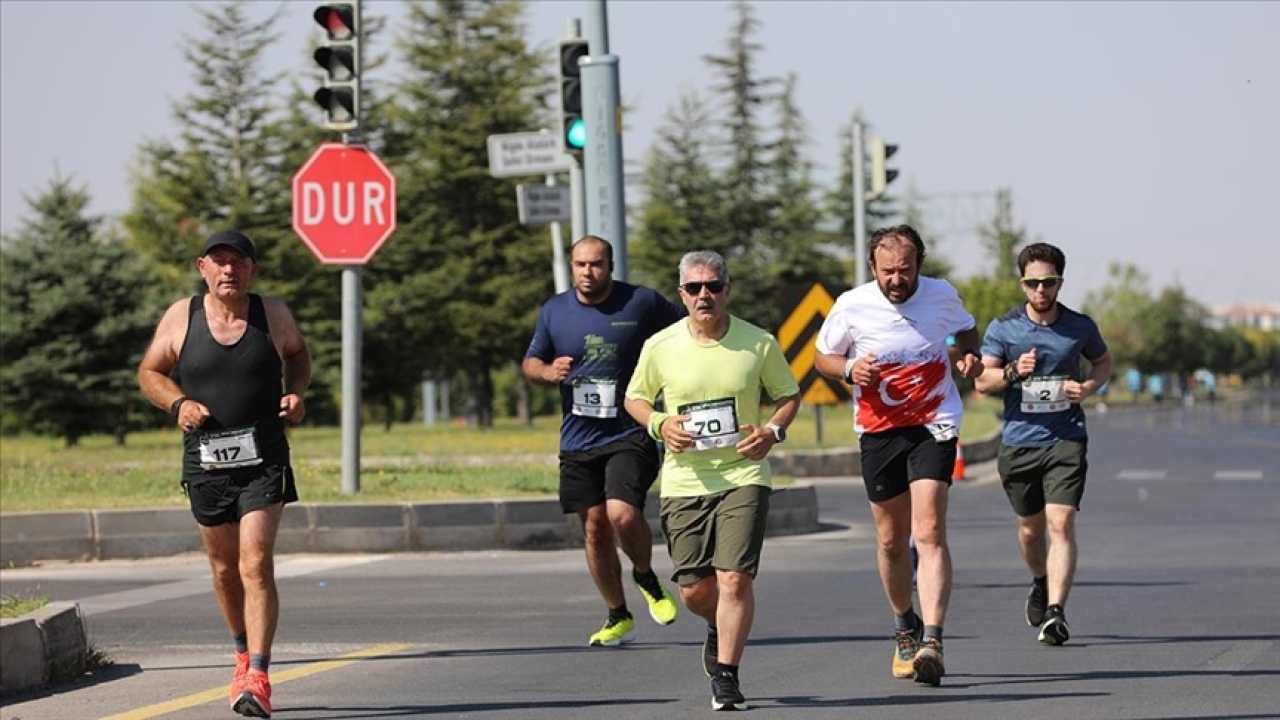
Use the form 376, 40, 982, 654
3, 393, 1278, 720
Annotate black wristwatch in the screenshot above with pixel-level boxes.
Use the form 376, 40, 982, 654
766, 423, 787, 443
169, 396, 189, 417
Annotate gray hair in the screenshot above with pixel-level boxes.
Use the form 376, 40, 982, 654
677, 250, 730, 286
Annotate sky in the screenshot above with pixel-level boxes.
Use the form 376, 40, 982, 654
2, 1, 1278, 311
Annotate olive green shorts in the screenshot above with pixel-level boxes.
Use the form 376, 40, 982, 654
998, 440, 1088, 516
660, 484, 771, 586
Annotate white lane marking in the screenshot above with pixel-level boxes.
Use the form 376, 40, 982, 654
1214, 469, 1266, 481
76, 555, 390, 617
1117, 469, 1167, 481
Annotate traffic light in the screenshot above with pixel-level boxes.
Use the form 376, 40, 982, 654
868, 135, 899, 200
557, 39, 589, 157
312, 3, 360, 132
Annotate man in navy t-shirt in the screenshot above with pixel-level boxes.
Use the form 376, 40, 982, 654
977, 242, 1112, 647
523, 235, 686, 647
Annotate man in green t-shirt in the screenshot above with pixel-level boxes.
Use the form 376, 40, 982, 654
624, 250, 801, 712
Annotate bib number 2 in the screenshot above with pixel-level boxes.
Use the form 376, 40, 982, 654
1021, 375, 1069, 414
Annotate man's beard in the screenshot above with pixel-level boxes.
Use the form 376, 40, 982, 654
878, 277, 918, 304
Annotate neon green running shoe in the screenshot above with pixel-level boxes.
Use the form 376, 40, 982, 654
588, 616, 637, 647
633, 573, 679, 626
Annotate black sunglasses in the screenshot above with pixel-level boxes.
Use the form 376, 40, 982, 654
680, 281, 726, 295
1021, 276, 1061, 289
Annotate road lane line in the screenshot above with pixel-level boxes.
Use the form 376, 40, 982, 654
1214, 469, 1265, 481
98, 642, 412, 720
1117, 469, 1167, 481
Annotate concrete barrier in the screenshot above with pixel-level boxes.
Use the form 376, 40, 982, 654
0, 602, 87, 697
0, 485, 820, 568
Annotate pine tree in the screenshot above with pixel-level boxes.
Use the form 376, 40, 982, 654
0, 178, 162, 445
374, 0, 550, 426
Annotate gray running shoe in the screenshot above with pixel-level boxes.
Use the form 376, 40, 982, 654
1025, 583, 1048, 627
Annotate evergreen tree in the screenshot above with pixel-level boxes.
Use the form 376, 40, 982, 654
376, 0, 550, 426
759, 72, 841, 330
123, 1, 288, 295
631, 90, 727, 294
0, 178, 161, 445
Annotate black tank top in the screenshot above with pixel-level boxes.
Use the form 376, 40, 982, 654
175, 294, 288, 477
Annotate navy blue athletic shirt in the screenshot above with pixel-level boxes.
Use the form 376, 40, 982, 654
526, 282, 684, 452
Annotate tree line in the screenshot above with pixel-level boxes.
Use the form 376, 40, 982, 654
2, 1, 1275, 446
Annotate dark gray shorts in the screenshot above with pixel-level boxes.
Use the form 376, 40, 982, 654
859, 426, 956, 502
660, 484, 771, 586
998, 440, 1088, 516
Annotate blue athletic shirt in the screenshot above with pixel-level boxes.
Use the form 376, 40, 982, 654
981, 303, 1108, 448
526, 282, 685, 452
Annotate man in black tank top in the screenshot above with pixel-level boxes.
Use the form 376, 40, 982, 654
139, 230, 311, 719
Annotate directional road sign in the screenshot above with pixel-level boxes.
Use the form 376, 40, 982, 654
777, 282, 852, 405
516, 185, 572, 225
487, 131, 574, 178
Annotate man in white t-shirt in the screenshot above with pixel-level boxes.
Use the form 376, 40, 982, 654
814, 225, 983, 687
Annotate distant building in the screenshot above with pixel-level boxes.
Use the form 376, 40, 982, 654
1210, 303, 1280, 332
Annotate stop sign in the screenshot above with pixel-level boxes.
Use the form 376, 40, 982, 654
292, 143, 397, 265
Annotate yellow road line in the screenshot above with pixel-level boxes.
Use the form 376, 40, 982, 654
100, 643, 412, 720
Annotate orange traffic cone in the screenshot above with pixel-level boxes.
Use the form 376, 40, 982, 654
952, 441, 967, 482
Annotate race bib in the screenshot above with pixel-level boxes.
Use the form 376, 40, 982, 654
1021, 375, 1069, 414
571, 377, 617, 418
926, 421, 958, 442
197, 426, 263, 470
678, 398, 739, 451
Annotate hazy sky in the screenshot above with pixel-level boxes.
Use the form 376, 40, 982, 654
2, 1, 1277, 309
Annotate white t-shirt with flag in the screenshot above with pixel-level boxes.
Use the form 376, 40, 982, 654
815, 277, 975, 437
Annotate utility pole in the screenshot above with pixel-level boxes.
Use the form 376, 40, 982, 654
581, 0, 628, 280
851, 113, 868, 287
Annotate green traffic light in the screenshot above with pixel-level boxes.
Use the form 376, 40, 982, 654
566, 118, 586, 149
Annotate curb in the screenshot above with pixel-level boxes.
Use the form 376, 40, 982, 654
0, 602, 87, 696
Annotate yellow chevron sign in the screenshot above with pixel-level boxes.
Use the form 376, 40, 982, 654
777, 283, 851, 406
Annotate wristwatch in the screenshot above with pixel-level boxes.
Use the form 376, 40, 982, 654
766, 423, 787, 443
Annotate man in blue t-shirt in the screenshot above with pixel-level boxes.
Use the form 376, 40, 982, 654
523, 235, 686, 648
976, 242, 1112, 647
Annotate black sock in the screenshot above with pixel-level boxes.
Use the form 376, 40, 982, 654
608, 605, 631, 623
717, 663, 739, 677
1033, 575, 1048, 589
895, 607, 920, 633
924, 625, 944, 642
1046, 603, 1065, 618
633, 569, 662, 596
233, 633, 248, 655
249, 653, 270, 674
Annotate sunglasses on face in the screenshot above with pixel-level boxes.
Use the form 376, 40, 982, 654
1021, 276, 1061, 289
680, 281, 726, 295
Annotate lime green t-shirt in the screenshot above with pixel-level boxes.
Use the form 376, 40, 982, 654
626, 316, 800, 498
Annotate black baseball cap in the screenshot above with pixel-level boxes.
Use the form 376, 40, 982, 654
201, 230, 257, 261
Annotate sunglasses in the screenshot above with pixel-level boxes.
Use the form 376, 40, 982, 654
680, 281, 726, 295
1021, 276, 1062, 289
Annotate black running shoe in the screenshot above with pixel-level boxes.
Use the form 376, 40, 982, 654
711, 669, 747, 711
702, 625, 719, 677
1025, 582, 1048, 627
1039, 612, 1071, 646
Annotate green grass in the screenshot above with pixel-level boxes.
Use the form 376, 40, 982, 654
1, 592, 50, 618
0, 396, 1001, 513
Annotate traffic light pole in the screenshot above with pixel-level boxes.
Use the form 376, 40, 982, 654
340, 0, 364, 494
582, 0, 628, 281
547, 173, 569, 293
852, 115, 868, 287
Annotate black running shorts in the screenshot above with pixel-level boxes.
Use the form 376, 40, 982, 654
858, 426, 957, 502
558, 431, 659, 514
182, 463, 298, 527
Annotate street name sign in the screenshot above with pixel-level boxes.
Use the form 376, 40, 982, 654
488, 131, 574, 178
516, 185, 572, 225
